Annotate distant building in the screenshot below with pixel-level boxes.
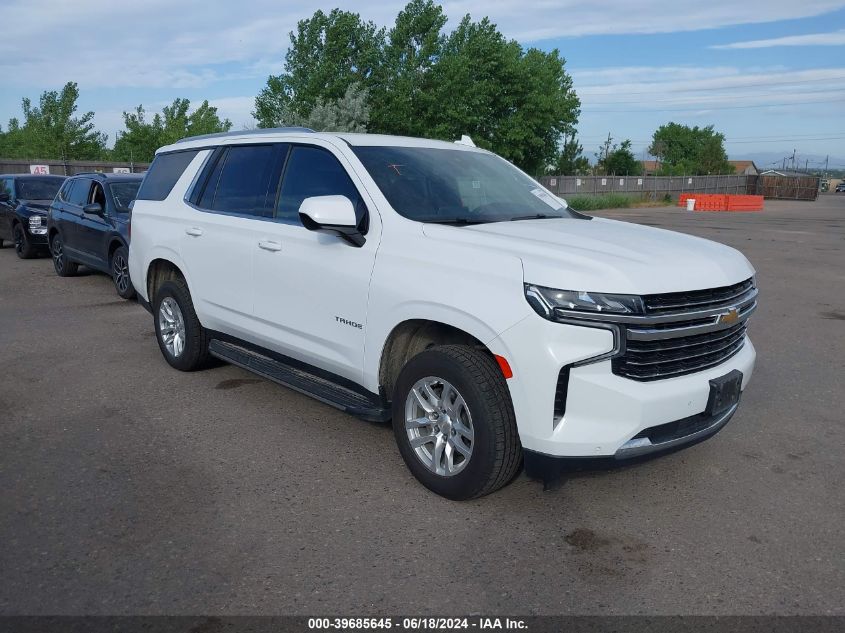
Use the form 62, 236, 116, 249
729, 160, 758, 176
640, 160, 660, 176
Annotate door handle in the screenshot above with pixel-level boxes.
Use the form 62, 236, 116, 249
185, 227, 203, 237
258, 240, 282, 252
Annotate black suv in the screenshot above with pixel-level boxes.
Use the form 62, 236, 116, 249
47, 173, 143, 299
0, 174, 66, 258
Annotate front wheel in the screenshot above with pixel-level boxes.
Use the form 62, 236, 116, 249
111, 245, 135, 300
50, 233, 78, 276
13, 224, 37, 259
153, 279, 212, 371
392, 345, 522, 500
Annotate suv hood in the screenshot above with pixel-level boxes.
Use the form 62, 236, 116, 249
18, 199, 52, 212
422, 217, 755, 294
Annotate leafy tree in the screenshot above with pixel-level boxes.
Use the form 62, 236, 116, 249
113, 98, 232, 162
596, 138, 641, 175
648, 122, 733, 175
369, 0, 447, 136
0, 82, 107, 160
254, 2, 581, 174
548, 133, 590, 175
254, 9, 384, 127
411, 15, 580, 174
291, 83, 370, 132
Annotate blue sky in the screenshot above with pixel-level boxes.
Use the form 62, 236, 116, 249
1, 0, 843, 168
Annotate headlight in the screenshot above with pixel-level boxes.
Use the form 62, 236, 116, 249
525, 284, 644, 319
28, 215, 44, 228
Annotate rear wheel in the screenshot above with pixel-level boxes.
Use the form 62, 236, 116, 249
50, 233, 78, 276
392, 345, 522, 500
153, 279, 212, 371
13, 224, 37, 259
111, 245, 135, 300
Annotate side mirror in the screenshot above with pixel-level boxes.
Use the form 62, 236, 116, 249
0, 192, 9, 203
83, 203, 103, 215
298, 195, 365, 247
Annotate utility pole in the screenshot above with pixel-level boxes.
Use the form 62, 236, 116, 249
791, 149, 796, 171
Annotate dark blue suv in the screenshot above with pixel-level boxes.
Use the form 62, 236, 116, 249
0, 174, 66, 258
47, 173, 143, 299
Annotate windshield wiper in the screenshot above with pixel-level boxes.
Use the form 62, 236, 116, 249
426, 218, 488, 225
509, 213, 559, 221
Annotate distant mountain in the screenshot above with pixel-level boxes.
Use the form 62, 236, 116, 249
729, 151, 845, 172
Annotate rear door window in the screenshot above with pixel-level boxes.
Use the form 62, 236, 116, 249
276, 145, 362, 224
136, 149, 201, 201
198, 144, 285, 218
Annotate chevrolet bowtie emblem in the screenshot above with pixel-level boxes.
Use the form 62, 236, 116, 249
719, 308, 739, 325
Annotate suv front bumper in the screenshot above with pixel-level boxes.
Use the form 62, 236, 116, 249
487, 313, 756, 460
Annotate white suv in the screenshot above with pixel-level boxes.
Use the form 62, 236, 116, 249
128, 128, 757, 499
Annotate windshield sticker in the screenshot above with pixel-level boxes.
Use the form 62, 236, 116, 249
529, 188, 564, 209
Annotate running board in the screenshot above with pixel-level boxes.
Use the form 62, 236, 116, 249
208, 339, 391, 423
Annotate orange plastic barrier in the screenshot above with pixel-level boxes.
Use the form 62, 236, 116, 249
677, 193, 763, 212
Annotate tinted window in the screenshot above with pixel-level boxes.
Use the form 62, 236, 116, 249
66, 179, 92, 206
277, 146, 361, 223
202, 145, 283, 217
110, 181, 141, 213
136, 149, 201, 201
0, 178, 12, 200
16, 177, 63, 201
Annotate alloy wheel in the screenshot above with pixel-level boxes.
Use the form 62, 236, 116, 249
404, 377, 474, 477
113, 253, 130, 294
52, 237, 64, 273
158, 297, 186, 358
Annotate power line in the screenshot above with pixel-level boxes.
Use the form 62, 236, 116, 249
585, 96, 845, 113
582, 86, 845, 106
576, 74, 845, 96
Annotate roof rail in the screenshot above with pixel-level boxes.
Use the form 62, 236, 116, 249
175, 127, 316, 144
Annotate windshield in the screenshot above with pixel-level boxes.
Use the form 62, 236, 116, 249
351, 146, 575, 223
17, 178, 63, 201
110, 181, 141, 213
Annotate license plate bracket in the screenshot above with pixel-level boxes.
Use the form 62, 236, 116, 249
706, 369, 743, 416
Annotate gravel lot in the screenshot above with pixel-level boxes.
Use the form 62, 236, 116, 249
1, 196, 843, 615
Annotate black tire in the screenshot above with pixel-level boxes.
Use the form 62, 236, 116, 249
13, 223, 37, 259
110, 245, 136, 300
391, 345, 522, 500
50, 232, 78, 277
153, 279, 212, 371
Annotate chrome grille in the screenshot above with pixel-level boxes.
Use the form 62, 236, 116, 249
613, 321, 747, 381
642, 278, 755, 315
612, 278, 757, 381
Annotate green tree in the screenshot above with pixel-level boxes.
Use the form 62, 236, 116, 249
113, 98, 232, 162
648, 122, 733, 175
0, 82, 107, 160
291, 83, 371, 132
254, 2, 581, 174
369, 0, 447, 136
421, 16, 580, 174
254, 9, 384, 127
596, 138, 641, 175
549, 133, 590, 175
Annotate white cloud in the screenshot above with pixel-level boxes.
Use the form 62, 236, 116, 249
1, 1, 844, 90
712, 29, 845, 49
571, 66, 845, 111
